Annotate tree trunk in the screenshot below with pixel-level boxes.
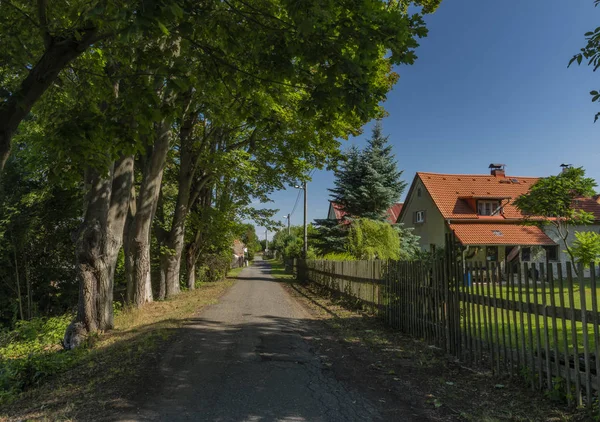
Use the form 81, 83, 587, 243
185, 243, 198, 290
162, 253, 182, 297
98, 155, 134, 329
63, 155, 133, 349
64, 166, 112, 349
157, 108, 199, 298
0, 30, 99, 171
12, 237, 23, 321
125, 123, 170, 306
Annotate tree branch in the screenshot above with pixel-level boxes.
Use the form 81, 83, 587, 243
37, 0, 52, 49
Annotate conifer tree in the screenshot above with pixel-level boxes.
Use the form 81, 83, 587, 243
329, 121, 405, 220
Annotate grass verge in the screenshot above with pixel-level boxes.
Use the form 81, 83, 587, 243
274, 264, 588, 421
0, 277, 235, 421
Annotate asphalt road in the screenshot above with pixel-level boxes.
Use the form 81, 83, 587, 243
120, 257, 379, 422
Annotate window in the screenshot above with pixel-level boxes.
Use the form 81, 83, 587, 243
415, 210, 425, 223
486, 246, 498, 261
477, 200, 501, 216
417, 188, 422, 197
521, 247, 531, 262
430, 244, 436, 253
544, 245, 558, 261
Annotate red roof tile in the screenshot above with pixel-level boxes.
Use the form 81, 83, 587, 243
417, 172, 539, 220
386, 203, 403, 222
330, 202, 402, 224
573, 196, 600, 220
449, 224, 556, 246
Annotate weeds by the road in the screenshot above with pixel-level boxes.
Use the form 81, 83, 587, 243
271, 259, 588, 421
0, 277, 235, 421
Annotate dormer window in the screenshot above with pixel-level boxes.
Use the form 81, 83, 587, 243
477, 200, 501, 216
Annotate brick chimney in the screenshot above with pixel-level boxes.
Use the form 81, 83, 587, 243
489, 163, 506, 178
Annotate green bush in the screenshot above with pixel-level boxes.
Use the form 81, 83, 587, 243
197, 251, 232, 284
321, 252, 357, 261
347, 218, 400, 260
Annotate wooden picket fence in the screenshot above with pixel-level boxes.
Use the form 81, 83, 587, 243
297, 242, 600, 409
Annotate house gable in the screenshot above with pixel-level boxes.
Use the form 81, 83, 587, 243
399, 174, 447, 250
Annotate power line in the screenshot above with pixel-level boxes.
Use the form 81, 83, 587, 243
290, 188, 302, 217
289, 169, 315, 220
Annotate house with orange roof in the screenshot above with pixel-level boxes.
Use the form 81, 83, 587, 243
398, 164, 600, 268
327, 201, 403, 224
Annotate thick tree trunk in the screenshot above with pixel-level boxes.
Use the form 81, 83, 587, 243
125, 123, 170, 306
0, 30, 99, 171
63, 155, 133, 349
162, 253, 182, 297
98, 155, 134, 329
64, 166, 112, 349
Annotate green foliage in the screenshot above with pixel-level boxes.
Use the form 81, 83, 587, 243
271, 225, 317, 260
568, 1, 600, 122
347, 219, 401, 260
311, 218, 349, 255
514, 167, 597, 224
514, 167, 597, 270
570, 231, 600, 264
321, 252, 357, 261
239, 224, 261, 261
0, 315, 86, 402
0, 143, 81, 328
197, 251, 233, 284
329, 121, 406, 221
396, 224, 421, 260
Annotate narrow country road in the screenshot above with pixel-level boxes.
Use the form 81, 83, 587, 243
119, 256, 380, 422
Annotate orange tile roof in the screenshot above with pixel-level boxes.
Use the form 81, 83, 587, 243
330, 202, 402, 224
449, 224, 556, 246
417, 172, 539, 220
573, 196, 600, 220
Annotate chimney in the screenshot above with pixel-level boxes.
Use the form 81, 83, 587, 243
489, 163, 506, 178
560, 163, 572, 173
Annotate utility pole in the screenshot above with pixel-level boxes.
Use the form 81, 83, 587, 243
303, 181, 307, 259
264, 229, 268, 252
286, 213, 291, 235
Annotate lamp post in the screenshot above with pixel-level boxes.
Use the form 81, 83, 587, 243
283, 214, 291, 235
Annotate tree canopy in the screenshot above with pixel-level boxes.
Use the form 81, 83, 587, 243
514, 166, 597, 269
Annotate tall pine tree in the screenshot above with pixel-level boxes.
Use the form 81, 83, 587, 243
329, 120, 405, 220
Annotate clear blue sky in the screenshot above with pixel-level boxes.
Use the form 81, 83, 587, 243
255, 0, 600, 242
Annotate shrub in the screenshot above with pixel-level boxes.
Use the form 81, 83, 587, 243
347, 218, 400, 260
321, 252, 357, 261
197, 251, 232, 284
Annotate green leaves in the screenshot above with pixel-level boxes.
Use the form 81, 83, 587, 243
570, 231, 600, 263
347, 218, 401, 260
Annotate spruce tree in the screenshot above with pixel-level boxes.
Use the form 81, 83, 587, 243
329, 120, 405, 221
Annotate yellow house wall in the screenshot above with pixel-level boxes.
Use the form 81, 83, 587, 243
400, 177, 447, 251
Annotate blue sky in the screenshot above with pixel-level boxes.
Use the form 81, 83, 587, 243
255, 0, 600, 241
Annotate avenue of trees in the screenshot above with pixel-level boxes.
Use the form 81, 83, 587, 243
0, 1, 441, 347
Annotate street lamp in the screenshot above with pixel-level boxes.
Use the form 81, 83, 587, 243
294, 182, 307, 259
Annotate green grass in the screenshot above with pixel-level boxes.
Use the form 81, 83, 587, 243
264, 259, 295, 281
456, 277, 600, 354
227, 265, 245, 278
